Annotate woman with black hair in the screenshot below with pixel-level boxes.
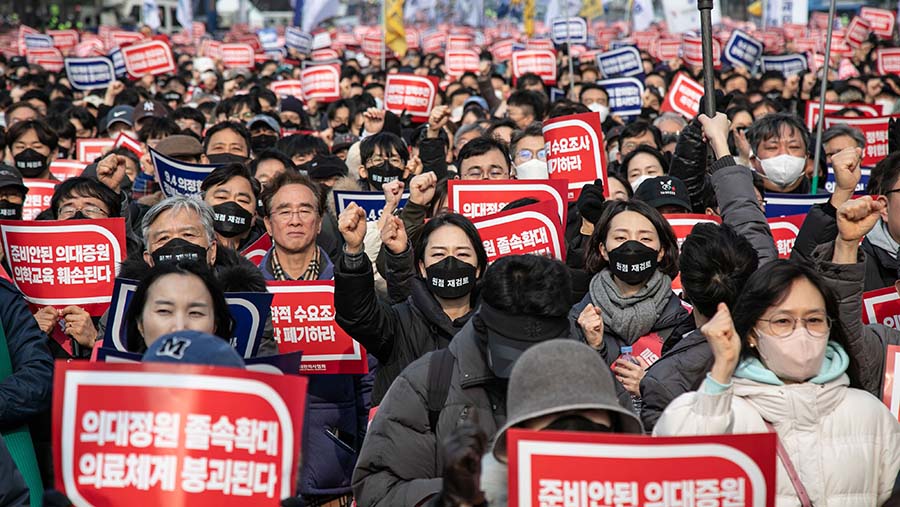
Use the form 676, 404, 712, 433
335, 206, 488, 404
655, 258, 900, 506
571, 199, 694, 411
124, 261, 234, 354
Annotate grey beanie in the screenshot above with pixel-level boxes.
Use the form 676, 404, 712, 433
492, 339, 643, 461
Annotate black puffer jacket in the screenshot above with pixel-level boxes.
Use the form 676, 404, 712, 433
335, 247, 476, 405
668, 120, 715, 213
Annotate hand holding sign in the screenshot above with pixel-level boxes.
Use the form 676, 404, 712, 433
837, 196, 884, 244
34, 306, 59, 334
702, 303, 741, 385
697, 112, 731, 159
577, 303, 604, 350
338, 203, 368, 255
60, 305, 98, 347
381, 216, 408, 255
96, 152, 129, 192
409, 171, 437, 206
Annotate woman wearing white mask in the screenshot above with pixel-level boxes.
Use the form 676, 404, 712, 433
621, 145, 668, 192
746, 113, 821, 194
510, 123, 548, 180
655, 259, 900, 506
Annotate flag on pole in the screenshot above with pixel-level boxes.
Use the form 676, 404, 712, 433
632, 0, 653, 31
524, 0, 536, 36
544, 0, 582, 25
301, 0, 339, 32
580, 0, 604, 21
142, 0, 162, 30
385, 0, 408, 56
176, 0, 194, 37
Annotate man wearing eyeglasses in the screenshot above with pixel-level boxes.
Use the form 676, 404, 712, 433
510, 123, 548, 180
458, 136, 511, 181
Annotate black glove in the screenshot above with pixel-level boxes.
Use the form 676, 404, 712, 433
436, 418, 488, 507
576, 179, 606, 226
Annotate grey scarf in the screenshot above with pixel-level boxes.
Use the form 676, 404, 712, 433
589, 269, 672, 344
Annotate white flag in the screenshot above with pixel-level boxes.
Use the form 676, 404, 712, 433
177, 0, 194, 37
632, 0, 653, 31
457, 0, 484, 26
544, 0, 582, 26
142, 0, 161, 30
302, 0, 340, 33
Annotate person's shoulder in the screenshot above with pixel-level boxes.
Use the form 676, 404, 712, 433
0, 278, 22, 299
215, 247, 267, 292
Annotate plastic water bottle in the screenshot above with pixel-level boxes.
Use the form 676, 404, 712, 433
620, 346, 643, 414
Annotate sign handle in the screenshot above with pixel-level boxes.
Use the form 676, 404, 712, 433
698, 0, 716, 118
811, 0, 838, 195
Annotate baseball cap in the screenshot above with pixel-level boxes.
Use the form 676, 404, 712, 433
634, 176, 692, 212
247, 115, 280, 133
464, 95, 489, 111
142, 330, 245, 369
155, 135, 203, 159
307, 154, 348, 181
103, 105, 134, 131
133, 100, 167, 124
0, 165, 28, 196
332, 131, 360, 154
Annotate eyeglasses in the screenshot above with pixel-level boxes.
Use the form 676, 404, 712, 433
464, 167, 508, 179
516, 148, 547, 162
229, 111, 255, 122
366, 155, 404, 168
271, 207, 316, 222
58, 205, 109, 219
757, 313, 832, 338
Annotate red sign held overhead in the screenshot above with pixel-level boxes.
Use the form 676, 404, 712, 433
267, 281, 369, 374
422, 32, 445, 55
877, 49, 900, 75
508, 429, 777, 507
681, 36, 720, 68
300, 64, 341, 102
491, 40, 517, 62
362, 31, 383, 58
108, 30, 144, 50
121, 40, 176, 78
862, 287, 900, 330
823, 115, 890, 168
220, 43, 255, 69
511, 49, 558, 86
664, 214, 721, 249
310, 48, 339, 61
470, 201, 565, 262
767, 214, 805, 259
53, 361, 308, 506
1, 218, 126, 316
660, 73, 703, 120
543, 111, 608, 201
845, 16, 872, 49
804, 101, 883, 132
445, 49, 480, 78
860, 7, 897, 40
48, 29, 79, 53
50, 160, 88, 181
75, 139, 116, 164
383, 74, 439, 121
269, 80, 305, 99
22, 179, 57, 221
447, 179, 568, 226
655, 39, 681, 61
26, 48, 64, 72
447, 34, 474, 50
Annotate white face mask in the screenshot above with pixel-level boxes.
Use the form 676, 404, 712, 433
587, 103, 610, 122
450, 105, 464, 123
630, 174, 653, 192
515, 159, 549, 180
374, 97, 384, 110
494, 89, 504, 101
758, 154, 807, 187
876, 99, 896, 114
608, 146, 619, 163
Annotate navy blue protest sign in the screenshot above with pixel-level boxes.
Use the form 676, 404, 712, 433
24, 33, 53, 49
610, 41, 636, 50
150, 147, 221, 197
95, 348, 142, 362
551, 17, 588, 45
64, 57, 115, 91
96, 345, 301, 374
598, 77, 644, 120
257, 27, 279, 51
108, 49, 127, 78
549, 87, 566, 103
285, 27, 312, 54
596, 47, 643, 79
723, 30, 763, 69
825, 166, 870, 195
760, 54, 807, 76
764, 193, 829, 218
333, 190, 410, 222
103, 278, 274, 358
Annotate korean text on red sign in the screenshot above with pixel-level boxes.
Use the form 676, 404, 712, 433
471, 201, 565, 262
52, 361, 308, 506
823, 115, 890, 167
0, 218, 126, 316
447, 179, 568, 226
383, 74, 439, 121
543, 111, 609, 201
508, 429, 776, 507
267, 281, 369, 374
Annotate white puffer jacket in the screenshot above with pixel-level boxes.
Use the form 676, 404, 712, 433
655, 373, 900, 506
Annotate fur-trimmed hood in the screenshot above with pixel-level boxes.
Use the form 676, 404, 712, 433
118, 243, 267, 292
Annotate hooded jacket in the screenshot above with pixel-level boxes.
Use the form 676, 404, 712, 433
655, 343, 900, 507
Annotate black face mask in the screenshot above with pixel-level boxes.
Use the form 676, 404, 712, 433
765, 91, 781, 101
544, 414, 613, 433
14, 149, 48, 178
250, 134, 278, 154
607, 240, 659, 286
425, 256, 477, 300
639, 107, 659, 122
151, 238, 208, 265
282, 121, 300, 130
367, 161, 404, 190
206, 153, 248, 165
0, 201, 23, 220
58, 146, 70, 159
212, 201, 253, 238
333, 124, 350, 135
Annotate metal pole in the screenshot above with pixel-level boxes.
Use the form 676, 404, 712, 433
381, 0, 387, 70
564, 4, 574, 96
810, 0, 837, 194
698, 0, 716, 118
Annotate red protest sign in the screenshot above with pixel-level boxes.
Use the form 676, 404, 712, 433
767, 214, 805, 259
804, 102, 883, 132
26, 48, 64, 72
655, 39, 681, 61
362, 31, 383, 58
681, 36, 720, 68
1, 218, 126, 316
108, 30, 144, 49
543, 111, 608, 202
114, 131, 144, 158
447, 34, 474, 50
883, 344, 900, 420
663, 214, 721, 249
221, 43, 255, 69
447, 179, 568, 226
53, 361, 307, 506
823, 115, 889, 167
660, 73, 703, 120
508, 429, 776, 507
76, 138, 116, 164
269, 80, 305, 99
511, 49, 557, 86
862, 287, 900, 330
23, 179, 56, 221
845, 16, 872, 49
384, 74, 438, 121
783, 23, 806, 41
405, 29, 420, 50
48, 29, 79, 53
445, 49, 480, 78
240, 233, 272, 267
470, 201, 565, 262
633, 31, 659, 52
50, 160, 88, 181
861, 7, 897, 40
491, 40, 517, 62
422, 32, 445, 54
310, 48, 339, 61
121, 40, 176, 78
877, 49, 900, 75
267, 281, 369, 374
300, 64, 341, 102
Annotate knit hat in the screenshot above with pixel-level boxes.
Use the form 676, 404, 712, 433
492, 339, 643, 461
307, 154, 348, 181
142, 330, 245, 369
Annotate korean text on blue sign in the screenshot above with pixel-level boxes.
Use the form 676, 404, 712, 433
598, 77, 645, 119
24, 33, 53, 49
285, 27, 313, 54
333, 190, 410, 222
551, 17, 588, 45
109, 49, 127, 78
64, 57, 116, 91
149, 147, 221, 198
723, 30, 763, 69
760, 54, 807, 77
596, 47, 643, 79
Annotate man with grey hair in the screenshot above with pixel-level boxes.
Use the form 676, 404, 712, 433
453, 122, 486, 160
823, 124, 866, 166
653, 112, 688, 135
745, 112, 814, 193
